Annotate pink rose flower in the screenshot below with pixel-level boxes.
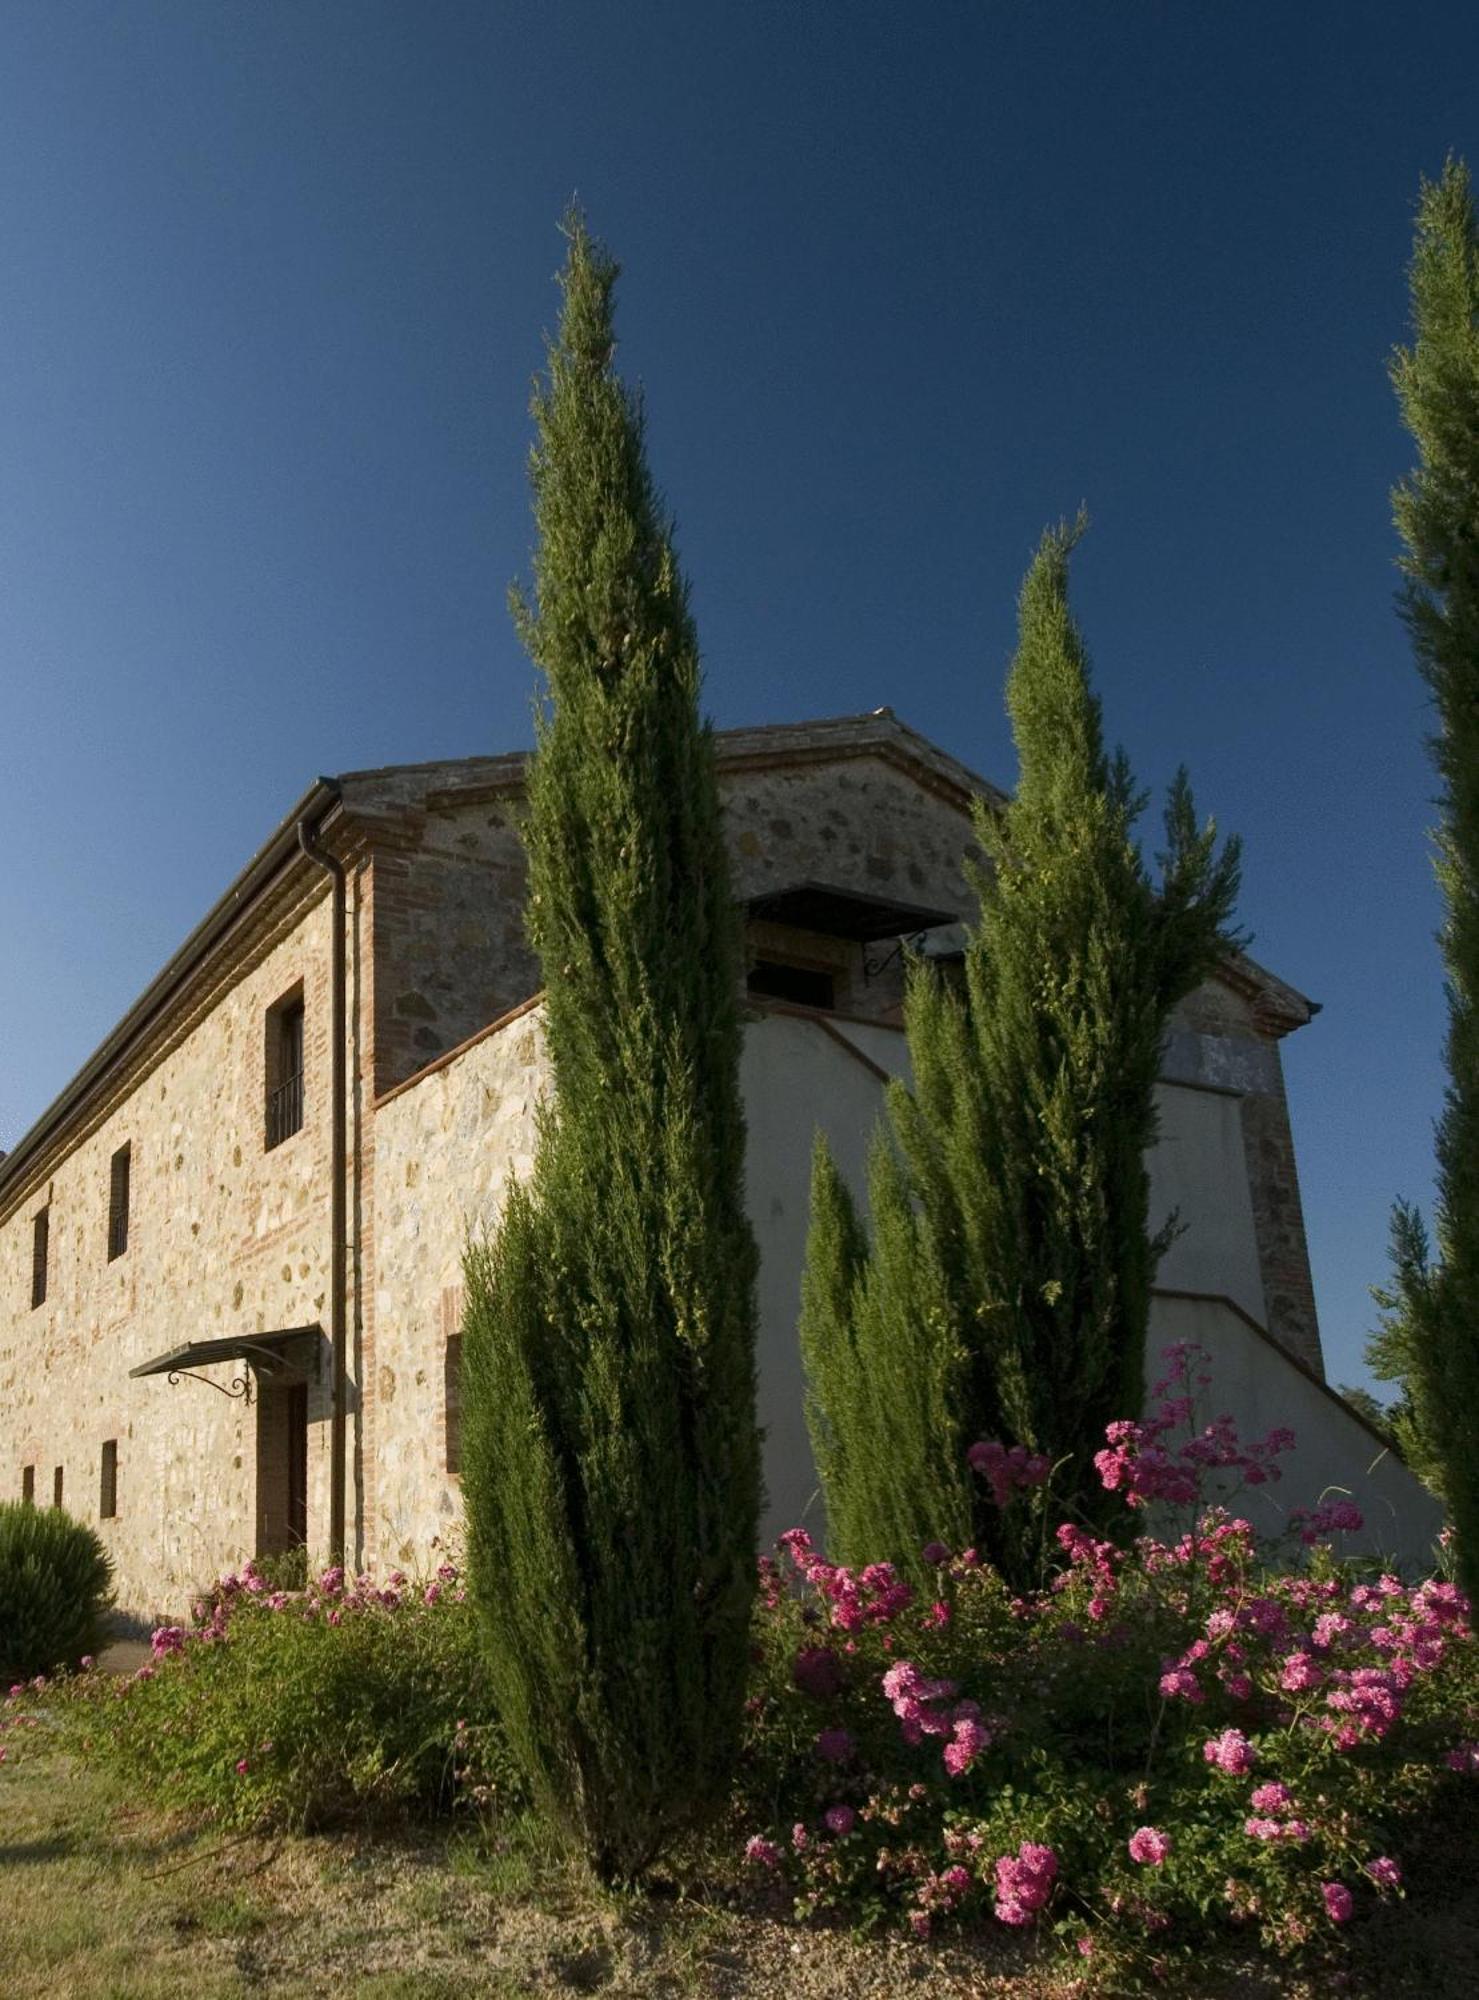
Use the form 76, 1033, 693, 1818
1128, 1826, 1172, 1866
1322, 1881, 1354, 1923
1202, 1728, 1255, 1776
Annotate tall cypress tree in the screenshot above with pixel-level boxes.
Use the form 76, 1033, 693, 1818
460, 214, 761, 1880
1367, 158, 1479, 1596
802, 521, 1241, 1581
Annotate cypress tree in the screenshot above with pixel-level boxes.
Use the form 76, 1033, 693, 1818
460, 214, 761, 1880
802, 520, 1241, 1581
1367, 158, 1479, 1595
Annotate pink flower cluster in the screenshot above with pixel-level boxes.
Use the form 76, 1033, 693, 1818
1128, 1825, 1172, 1866
993, 1840, 1058, 1925
882, 1660, 991, 1778
1202, 1727, 1256, 1776
139, 1556, 469, 1672
966, 1440, 1051, 1510
1054, 1522, 1124, 1623
1289, 1498, 1364, 1545
777, 1529, 914, 1634
1094, 1359, 1293, 1510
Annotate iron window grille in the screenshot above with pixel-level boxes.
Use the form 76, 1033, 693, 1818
266, 995, 305, 1150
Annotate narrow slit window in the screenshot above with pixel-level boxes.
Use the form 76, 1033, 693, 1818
31, 1207, 49, 1309
99, 1440, 118, 1520
21, 1465, 35, 1505
265, 987, 306, 1150
52, 1465, 64, 1510
107, 1144, 131, 1262
444, 1334, 463, 1476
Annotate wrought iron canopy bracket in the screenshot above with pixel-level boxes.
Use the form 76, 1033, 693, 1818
862, 930, 928, 984
165, 1367, 253, 1403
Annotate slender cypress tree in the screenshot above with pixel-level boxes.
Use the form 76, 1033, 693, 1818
460, 214, 761, 1880
802, 521, 1241, 1581
1367, 158, 1479, 1595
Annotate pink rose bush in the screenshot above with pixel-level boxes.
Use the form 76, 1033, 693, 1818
736, 1344, 1478, 1983
21, 1550, 520, 1831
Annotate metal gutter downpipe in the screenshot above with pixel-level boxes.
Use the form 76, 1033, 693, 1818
298, 798, 348, 1570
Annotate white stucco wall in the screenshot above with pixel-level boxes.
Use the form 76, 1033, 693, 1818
1148, 1082, 1267, 1329
1145, 1295, 1444, 1571
368, 1001, 1442, 1576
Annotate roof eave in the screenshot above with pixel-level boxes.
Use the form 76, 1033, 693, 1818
0, 776, 342, 1208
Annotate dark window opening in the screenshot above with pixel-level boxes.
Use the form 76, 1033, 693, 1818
747, 959, 837, 1011
266, 988, 305, 1150
256, 1381, 309, 1556
31, 1208, 49, 1309
52, 1465, 64, 1510
100, 1440, 118, 1520
21, 1465, 34, 1505
107, 1144, 131, 1262
445, 1334, 463, 1476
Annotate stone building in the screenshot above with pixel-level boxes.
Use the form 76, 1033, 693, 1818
0, 711, 1439, 1621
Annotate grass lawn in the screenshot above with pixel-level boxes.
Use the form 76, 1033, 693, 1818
4, 1741, 1479, 1998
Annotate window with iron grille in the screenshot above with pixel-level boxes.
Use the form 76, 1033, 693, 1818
265, 986, 305, 1150
52, 1465, 63, 1509
100, 1440, 118, 1520
21, 1465, 35, 1505
31, 1207, 49, 1309
107, 1144, 131, 1262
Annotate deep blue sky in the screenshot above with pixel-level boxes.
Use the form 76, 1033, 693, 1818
1, 3, 1473, 1395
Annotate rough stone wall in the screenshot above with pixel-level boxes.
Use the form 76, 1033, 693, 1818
0, 718, 1326, 1616
366, 797, 536, 1096
360, 750, 984, 1073
0, 873, 368, 1619
367, 1002, 547, 1564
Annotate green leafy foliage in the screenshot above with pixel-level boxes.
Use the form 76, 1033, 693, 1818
0, 1500, 114, 1679
54, 1561, 516, 1831
459, 212, 761, 1882
1371, 159, 1479, 1598
802, 520, 1241, 1583
735, 1360, 1479, 1987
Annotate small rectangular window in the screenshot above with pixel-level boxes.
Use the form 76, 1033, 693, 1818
21, 1465, 34, 1505
747, 959, 837, 1010
52, 1465, 63, 1510
266, 988, 305, 1149
100, 1440, 118, 1520
107, 1144, 131, 1262
445, 1334, 463, 1476
31, 1207, 49, 1309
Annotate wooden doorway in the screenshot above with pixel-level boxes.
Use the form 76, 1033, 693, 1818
256, 1380, 309, 1556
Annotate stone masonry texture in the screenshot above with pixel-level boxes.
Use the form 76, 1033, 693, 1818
0, 712, 1323, 1615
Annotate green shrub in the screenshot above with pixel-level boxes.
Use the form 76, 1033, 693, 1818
250, 1545, 308, 1594
0, 1501, 114, 1679
462, 212, 760, 1883
61, 1559, 520, 1831
728, 1352, 1479, 1988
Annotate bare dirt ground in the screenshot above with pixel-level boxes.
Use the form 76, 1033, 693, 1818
3, 1745, 1477, 1999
